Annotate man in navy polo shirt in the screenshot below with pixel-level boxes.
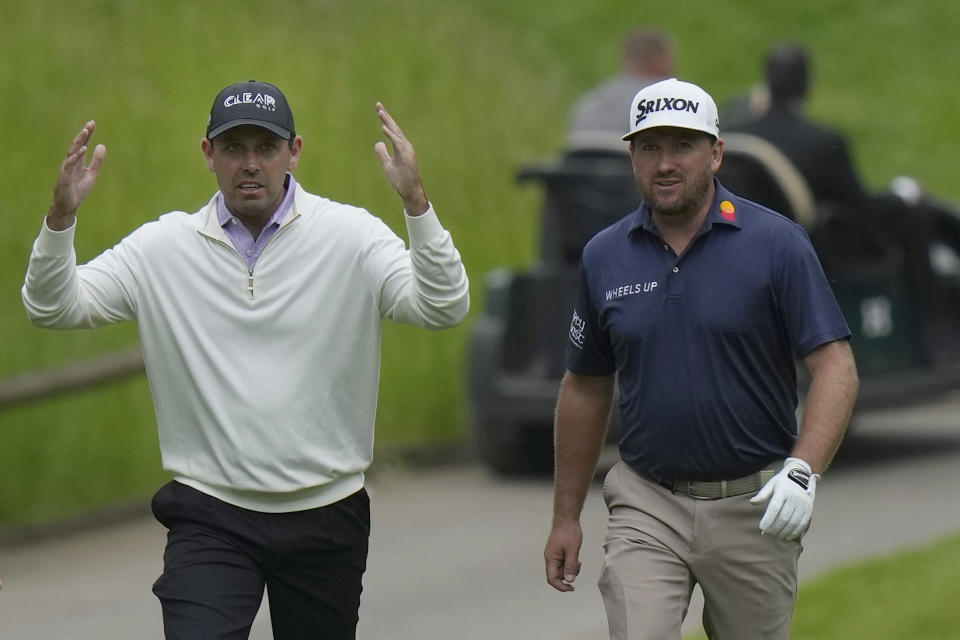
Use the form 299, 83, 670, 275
543, 78, 859, 639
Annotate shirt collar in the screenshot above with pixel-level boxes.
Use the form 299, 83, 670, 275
217, 173, 298, 230
627, 179, 743, 237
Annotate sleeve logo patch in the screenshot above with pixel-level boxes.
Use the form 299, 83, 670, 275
569, 310, 586, 350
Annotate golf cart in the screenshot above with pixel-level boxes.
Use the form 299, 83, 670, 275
467, 134, 960, 474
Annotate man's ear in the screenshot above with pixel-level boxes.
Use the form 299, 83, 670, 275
287, 135, 303, 172
711, 138, 724, 174
201, 138, 216, 172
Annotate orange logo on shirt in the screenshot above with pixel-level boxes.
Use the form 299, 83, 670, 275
720, 200, 736, 221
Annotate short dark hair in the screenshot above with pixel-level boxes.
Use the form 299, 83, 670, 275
765, 43, 810, 104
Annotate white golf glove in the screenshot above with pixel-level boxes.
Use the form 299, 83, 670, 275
749, 457, 819, 541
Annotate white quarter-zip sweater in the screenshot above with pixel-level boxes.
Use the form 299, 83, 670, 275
23, 183, 470, 512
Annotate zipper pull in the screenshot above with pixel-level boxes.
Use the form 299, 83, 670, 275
247, 275, 255, 299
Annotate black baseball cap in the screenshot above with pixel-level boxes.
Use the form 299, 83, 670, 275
206, 80, 295, 140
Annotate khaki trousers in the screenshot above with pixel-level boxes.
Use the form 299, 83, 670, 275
598, 461, 802, 640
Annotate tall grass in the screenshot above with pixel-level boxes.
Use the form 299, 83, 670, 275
2, 0, 959, 525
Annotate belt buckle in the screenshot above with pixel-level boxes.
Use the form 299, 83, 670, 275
685, 482, 716, 500
686, 479, 725, 500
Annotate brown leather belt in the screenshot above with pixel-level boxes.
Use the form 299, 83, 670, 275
644, 461, 781, 500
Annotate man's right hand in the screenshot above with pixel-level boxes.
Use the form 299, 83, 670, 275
544, 519, 583, 592
47, 120, 106, 230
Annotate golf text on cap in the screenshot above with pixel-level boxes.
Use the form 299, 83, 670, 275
223, 92, 278, 111
633, 96, 700, 128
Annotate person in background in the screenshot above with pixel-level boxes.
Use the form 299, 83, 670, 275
725, 43, 866, 206
728, 43, 960, 360
717, 81, 769, 130
566, 27, 674, 151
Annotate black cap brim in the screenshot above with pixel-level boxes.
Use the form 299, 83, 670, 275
207, 118, 292, 140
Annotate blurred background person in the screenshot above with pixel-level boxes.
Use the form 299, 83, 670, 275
725, 42, 866, 206
726, 42, 960, 360
565, 27, 674, 151
717, 81, 769, 131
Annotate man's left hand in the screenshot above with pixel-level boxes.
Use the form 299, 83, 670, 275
749, 457, 819, 540
373, 102, 429, 216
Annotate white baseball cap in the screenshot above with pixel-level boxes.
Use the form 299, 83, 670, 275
622, 77, 719, 141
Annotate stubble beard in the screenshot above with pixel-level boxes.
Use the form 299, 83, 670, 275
638, 168, 713, 219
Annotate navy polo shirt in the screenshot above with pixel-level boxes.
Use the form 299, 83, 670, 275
566, 180, 850, 481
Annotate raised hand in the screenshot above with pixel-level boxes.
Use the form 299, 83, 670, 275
373, 103, 429, 216
48, 121, 107, 230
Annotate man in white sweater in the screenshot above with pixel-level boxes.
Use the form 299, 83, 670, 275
22, 80, 470, 639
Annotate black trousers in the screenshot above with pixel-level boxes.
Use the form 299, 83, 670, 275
151, 481, 369, 640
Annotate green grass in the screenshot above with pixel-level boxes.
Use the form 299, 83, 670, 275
2, 0, 960, 526
684, 533, 960, 639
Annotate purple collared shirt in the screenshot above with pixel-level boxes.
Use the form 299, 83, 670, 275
217, 173, 298, 272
